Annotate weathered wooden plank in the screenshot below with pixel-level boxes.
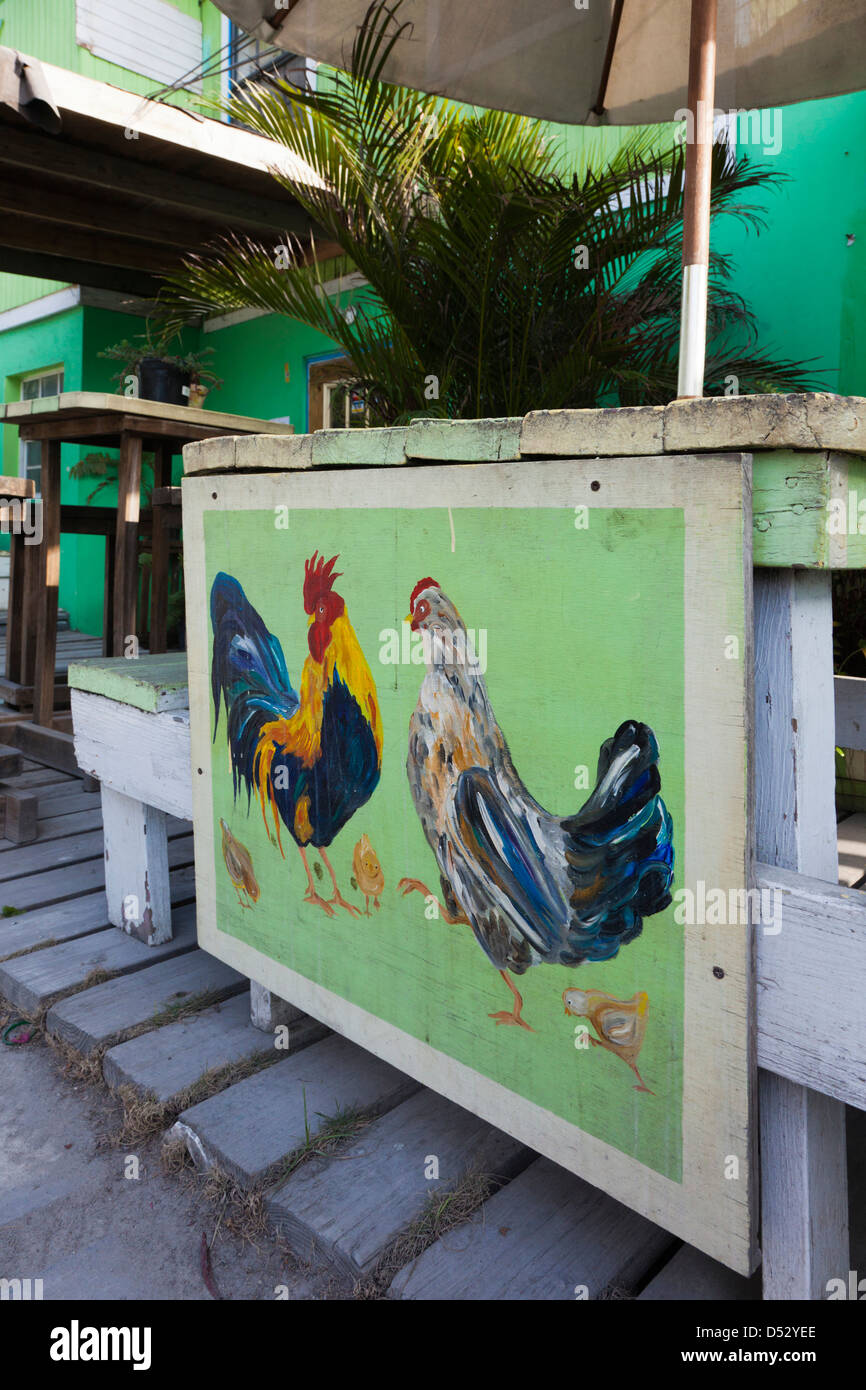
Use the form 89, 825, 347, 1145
389, 1156, 673, 1301
638, 1244, 761, 1301
521, 406, 665, 458
4, 791, 38, 845
101, 784, 171, 945
0, 904, 197, 1017
103, 994, 326, 1104
45, 949, 246, 1055
0, 831, 194, 914
0, 864, 196, 962
33, 440, 61, 727
269, 1089, 529, 1281
756, 865, 866, 1108
5, 391, 295, 436
174, 1034, 417, 1187
67, 655, 189, 713
753, 568, 849, 1301
249, 979, 305, 1032
71, 690, 192, 821
0, 807, 103, 852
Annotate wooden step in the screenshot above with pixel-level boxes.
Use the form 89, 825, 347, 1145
103, 993, 327, 1104
173, 1033, 417, 1187
0, 831, 194, 914
0, 904, 197, 1017
0, 864, 196, 962
638, 1244, 760, 1300
267, 1087, 530, 1281
45, 949, 246, 1055
388, 1156, 673, 1300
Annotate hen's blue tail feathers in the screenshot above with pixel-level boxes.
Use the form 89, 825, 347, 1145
210, 573, 299, 805
559, 720, 674, 963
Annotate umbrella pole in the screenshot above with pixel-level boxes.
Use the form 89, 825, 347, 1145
677, 0, 718, 399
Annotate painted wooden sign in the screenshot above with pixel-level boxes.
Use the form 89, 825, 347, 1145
184, 454, 756, 1274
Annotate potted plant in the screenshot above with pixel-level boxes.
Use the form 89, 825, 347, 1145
178, 349, 224, 409
100, 325, 206, 406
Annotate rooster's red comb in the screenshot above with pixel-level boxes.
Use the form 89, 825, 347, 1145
304, 551, 342, 614
409, 577, 439, 613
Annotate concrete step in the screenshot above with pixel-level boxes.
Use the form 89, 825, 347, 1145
267, 1087, 530, 1281
0, 864, 196, 961
45, 948, 246, 1055
0, 904, 197, 1017
638, 1244, 760, 1300
173, 1033, 417, 1187
388, 1156, 673, 1300
103, 992, 328, 1104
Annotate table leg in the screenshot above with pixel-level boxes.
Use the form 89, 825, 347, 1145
754, 568, 849, 1298
5, 526, 25, 683
101, 783, 172, 945
149, 445, 172, 654
33, 441, 61, 726
113, 431, 143, 656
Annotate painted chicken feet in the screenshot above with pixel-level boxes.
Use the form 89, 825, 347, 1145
489, 971, 535, 1032
397, 878, 469, 925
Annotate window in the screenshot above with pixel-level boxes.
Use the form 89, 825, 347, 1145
19, 369, 63, 494
322, 381, 369, 430
226, 20, 311, 110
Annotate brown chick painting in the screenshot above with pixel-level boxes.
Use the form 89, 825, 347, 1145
353, 834, 384, 914
563, 987, 653, 1093
220, 818, 260, 910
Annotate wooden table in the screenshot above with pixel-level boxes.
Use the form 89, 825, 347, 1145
2, 393, 293, 726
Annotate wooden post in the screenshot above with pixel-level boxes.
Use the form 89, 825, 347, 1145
113, 431, 143, 656
33, 439, 61, 726
677, 0, 717, 399
101, 782, 172, 945
754, 569, 849, 1298
5, 525, 26, 683
250, 979, 304, 1033
149, 446, 172, 654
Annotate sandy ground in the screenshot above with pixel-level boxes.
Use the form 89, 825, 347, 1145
0, 1035, 333, 1301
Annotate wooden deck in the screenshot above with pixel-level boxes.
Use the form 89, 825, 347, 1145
0, 752, 863, 1299
0, 625, 104, 718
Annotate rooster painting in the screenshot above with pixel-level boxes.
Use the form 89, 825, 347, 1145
399, 579, 674, 1030
210, 553, 382, 918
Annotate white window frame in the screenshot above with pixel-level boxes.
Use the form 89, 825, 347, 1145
18, 366, 64, 495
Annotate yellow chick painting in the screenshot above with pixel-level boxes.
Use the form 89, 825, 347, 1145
353, 834, 385, 915
563, 988, 653, 1094
220, 818, 260, 910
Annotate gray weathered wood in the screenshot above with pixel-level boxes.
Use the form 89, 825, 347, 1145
101, 783, 171, 945
389, 1156, 672, 1300
249, 979, 304, 1032
0, 747, 23, 779
71, 689, 192, 820
4, 790, 38, 845
756, 865, 866, 1109
0, 834, 193, 915
0, 864, 196, 961
45, 949, 246, 1055
638, 1244, 761, 1301
104, 994, 327, 1103
754, 568, 849, 1300
175, 1033, 417, 1187
0, 904, 196, 1016
268, 1087, 530, 1280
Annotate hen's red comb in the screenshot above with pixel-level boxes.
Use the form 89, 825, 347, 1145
304, 551, 342, 614
409, 577, 439, 613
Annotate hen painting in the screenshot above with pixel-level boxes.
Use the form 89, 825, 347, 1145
210, 553, 382, 918
399, 578, 674, 1029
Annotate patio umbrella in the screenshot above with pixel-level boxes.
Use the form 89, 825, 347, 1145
206, 0, 866, 396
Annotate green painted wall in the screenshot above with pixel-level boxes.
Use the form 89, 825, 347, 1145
722, 92, 866, 396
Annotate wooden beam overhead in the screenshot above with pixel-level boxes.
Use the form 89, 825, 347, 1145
0, 246, 162, 297
0, 209, 180, 274
0, 128, 311, 236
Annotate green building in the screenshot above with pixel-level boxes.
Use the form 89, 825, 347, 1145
0, 0, 862, 639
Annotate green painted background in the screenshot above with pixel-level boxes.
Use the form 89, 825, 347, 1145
203, 502, 685, 1181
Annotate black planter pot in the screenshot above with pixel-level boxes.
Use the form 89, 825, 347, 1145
137, 357, 191, 406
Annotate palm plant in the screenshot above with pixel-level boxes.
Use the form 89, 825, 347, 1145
158, 0, 815, 421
